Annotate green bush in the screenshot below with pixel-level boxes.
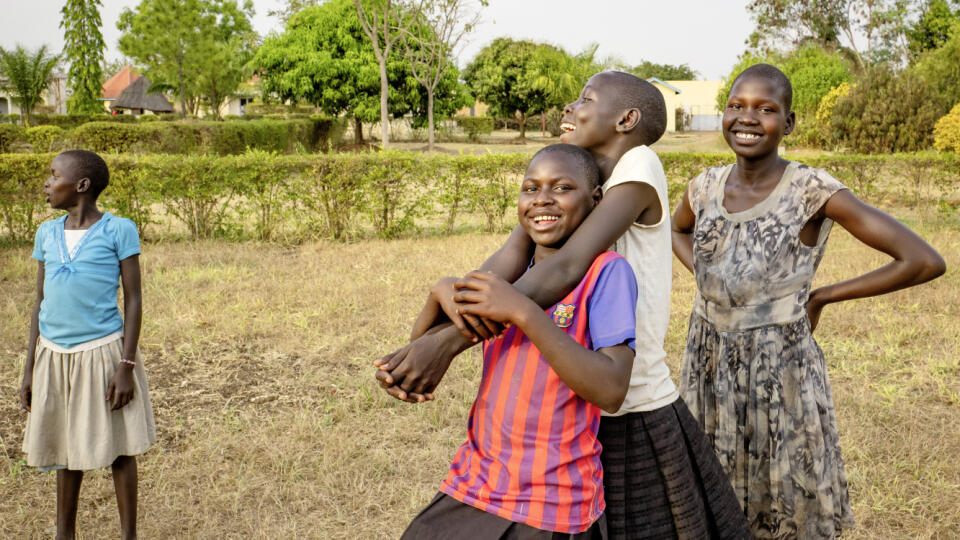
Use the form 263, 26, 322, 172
3, 114, 21, 125
934, 102, 960, 152
454, 116, 495, 141
138, 114, 160, 122
0, 124, 26, 153
25, 125, 65, 153
832, 67, 944, 153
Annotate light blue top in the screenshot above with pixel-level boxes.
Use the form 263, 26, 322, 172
32, 212, 141, 349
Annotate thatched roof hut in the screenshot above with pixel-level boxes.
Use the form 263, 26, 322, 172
110, 75, 173, 113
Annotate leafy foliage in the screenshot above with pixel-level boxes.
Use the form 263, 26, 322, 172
715, 46, 852, 118
255, 0, 463, 143
454, 115, 493, 141
0, 45, 61, 126
915, 20, 960, 110
934, 102, 960, 151
907, 0, 960, 57
117, 0, 257, 118
832, 66, 944, 152
746, 0, 910, 67
2, 151, 957, 244
463, 38, 594, 138
60, 0, 106, 115
629, 60, 698, 80
25, 126, 65, 153
782, 44, 853, 116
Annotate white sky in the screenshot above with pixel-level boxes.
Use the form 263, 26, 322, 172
0, 0, 753, 80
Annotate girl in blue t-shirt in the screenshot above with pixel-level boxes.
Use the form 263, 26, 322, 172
19, 150, 156, 540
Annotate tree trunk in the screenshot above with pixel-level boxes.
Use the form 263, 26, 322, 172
178, 52, 187, 120
378, 57, 390, 148
518, 112, 527, 140
427, 88, 435, 151
354, 116, 364, 144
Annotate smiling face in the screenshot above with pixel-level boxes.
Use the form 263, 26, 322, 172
43, 154, 84, 209
559, 73, 624, 150
518, 151, 599, 254
722, 75, 795, 160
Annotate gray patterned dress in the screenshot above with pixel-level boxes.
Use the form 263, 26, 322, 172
681, 162, 855, 539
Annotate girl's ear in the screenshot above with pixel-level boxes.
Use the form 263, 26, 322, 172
591, 185, 603, 207
76, 178, 91, 193
617, 108, 641, 133
784, 110, 796, 136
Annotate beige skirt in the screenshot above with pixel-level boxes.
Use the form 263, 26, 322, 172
22, 337, 157, 471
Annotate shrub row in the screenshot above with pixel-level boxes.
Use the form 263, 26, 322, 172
0, 117, 338, 155
1, 152, 957, 244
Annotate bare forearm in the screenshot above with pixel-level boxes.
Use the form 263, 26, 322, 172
122, 296, 141, 360
814, 256, 945, 306
25, 301, 40, 370
516, 304, 631, 413
671, 230, 694, 274
478, 225, 534, 282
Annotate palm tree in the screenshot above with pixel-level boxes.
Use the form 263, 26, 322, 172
0, 45, 61, 126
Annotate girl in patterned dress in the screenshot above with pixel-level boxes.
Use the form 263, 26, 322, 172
670, 63, 945, 539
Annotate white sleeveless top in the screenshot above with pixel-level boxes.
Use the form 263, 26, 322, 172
601, 146, 679, 415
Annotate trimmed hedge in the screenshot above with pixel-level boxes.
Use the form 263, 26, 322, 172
0, 117, 337, 155
1, 152, 957, 244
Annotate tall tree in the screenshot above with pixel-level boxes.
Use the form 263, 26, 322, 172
118, 0, 255, 118
464, 38, 587, 139
0, 45, 60, 126
352, 0, 419, 148
254, 0, 461, 142
746, 0, 911, 68
400, 0, 482, 150
194, 1, 257, 119
907, 0, 960, 57
61, 0, 106, 114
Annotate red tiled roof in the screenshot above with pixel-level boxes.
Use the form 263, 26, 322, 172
101, 65, 139, 100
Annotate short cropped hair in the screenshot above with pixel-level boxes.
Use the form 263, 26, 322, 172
59, 149, 110, 197
531, 144, 600, 189
731, 63, 793, 111
602, 71, 667, 146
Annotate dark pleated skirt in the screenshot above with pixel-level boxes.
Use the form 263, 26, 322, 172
598, 399, 751, 540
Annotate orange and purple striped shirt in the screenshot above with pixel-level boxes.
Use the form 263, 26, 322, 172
441, 252, 638, 533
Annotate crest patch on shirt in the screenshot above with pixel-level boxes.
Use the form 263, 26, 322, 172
552, 303, 575, 328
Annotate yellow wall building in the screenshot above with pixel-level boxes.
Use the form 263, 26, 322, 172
649, 79, 723, 132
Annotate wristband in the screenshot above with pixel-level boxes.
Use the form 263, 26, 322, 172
119, 358, 136, 367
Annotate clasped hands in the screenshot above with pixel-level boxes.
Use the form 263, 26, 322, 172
374, 271, 526, 403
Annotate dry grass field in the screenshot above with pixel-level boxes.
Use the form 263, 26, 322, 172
0, 212, 957, 538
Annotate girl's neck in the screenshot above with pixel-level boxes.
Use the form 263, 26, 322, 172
734, 152, 788, 187
64, 200, 103, 230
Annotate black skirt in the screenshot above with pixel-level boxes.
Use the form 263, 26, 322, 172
598, 399, 751, 540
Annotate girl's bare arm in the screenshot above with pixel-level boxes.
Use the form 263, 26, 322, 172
109, 255, 142, 410
670, 186, 696, 274
806, 190, 946, 330
19, 262, 44, 412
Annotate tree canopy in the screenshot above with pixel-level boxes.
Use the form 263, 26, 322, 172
254, 0, 468, 141
629, 60, 698, 80
464, 38, 596, 138
118, 0, 256, 118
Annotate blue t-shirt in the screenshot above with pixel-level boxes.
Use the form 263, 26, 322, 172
32, 212, 141, 349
